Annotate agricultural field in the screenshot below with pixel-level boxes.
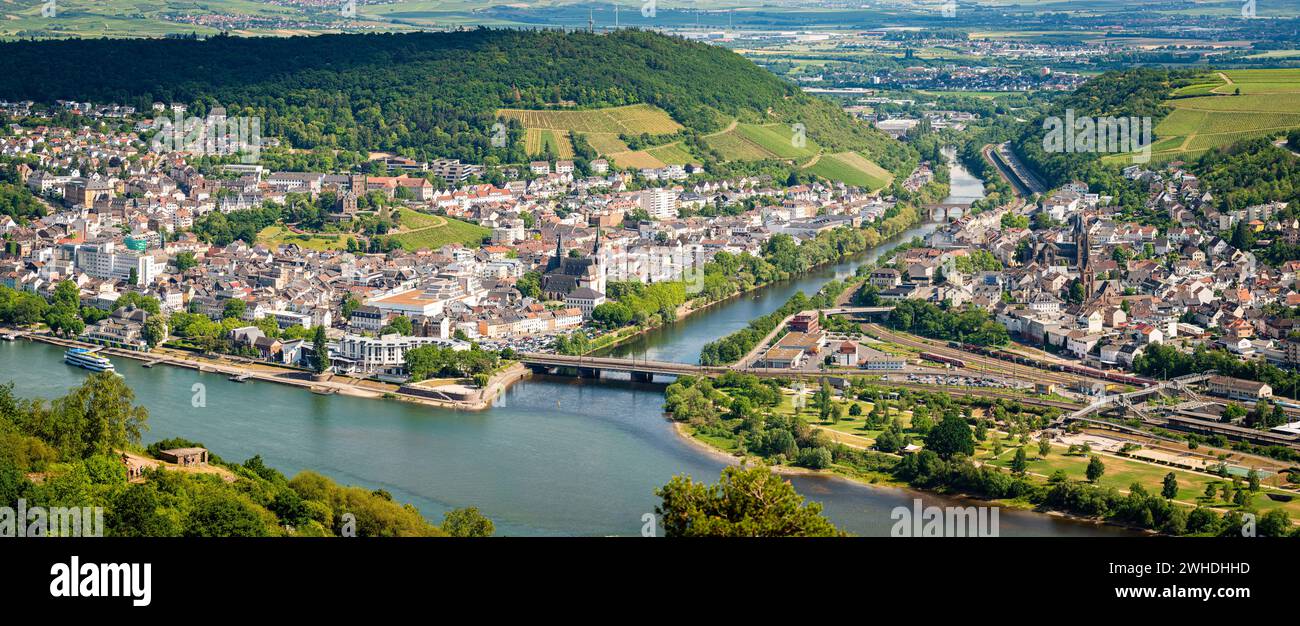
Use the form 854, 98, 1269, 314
702, 127, 777, 161
1128, 69, 1300, 162
499, 104, 680, 158
702, 122, 820, 161
645, 143, 695, 165
0, 0, 376, 39
1246, 50, 1300, 60
607, 150, 666, 170
805, 152, 895, 191
581, 133, 631, 155
734, 123, 821, 160
256, 226, 351, 251
503, 102, 890, 187
498, 104, 680, 135
387, 210, 490, 251
524, 128, 574, 158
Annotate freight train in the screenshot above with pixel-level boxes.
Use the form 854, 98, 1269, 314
947, 342, 1155, 387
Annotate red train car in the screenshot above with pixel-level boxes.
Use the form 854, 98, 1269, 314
920, 352, 966, 368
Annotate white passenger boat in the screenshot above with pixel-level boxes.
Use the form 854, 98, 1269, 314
64, 347, 116, 373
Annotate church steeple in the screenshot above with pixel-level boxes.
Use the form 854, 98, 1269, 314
547, 235, 563, 273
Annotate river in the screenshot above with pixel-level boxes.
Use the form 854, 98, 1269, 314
0, 156, 1133, 536
944, 145, 987, 205
601, 220, 938, 364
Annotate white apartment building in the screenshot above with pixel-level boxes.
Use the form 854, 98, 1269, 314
271, 310, 314, 330
73, 241, 159, 285
641, 188, 678, 220
331, 334, 468, 375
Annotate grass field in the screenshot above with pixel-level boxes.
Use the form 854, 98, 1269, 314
256, 226, 350, 251
388, 210, 489, 250
805, 151, 894, 190
395, 209, 444, 229
982, 439, 1300, 518
1139, 69, 1300, 161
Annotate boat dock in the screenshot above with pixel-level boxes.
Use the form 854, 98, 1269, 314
228, 373, 252, 383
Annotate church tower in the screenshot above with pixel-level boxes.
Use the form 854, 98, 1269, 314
590, 228, 605, 294
547, 235, 563, 273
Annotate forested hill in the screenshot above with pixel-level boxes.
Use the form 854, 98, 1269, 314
0, 29, 909, 172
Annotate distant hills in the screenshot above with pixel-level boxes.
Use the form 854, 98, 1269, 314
0, 29, 914, 185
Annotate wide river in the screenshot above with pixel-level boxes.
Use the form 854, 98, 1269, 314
0, 157, 1134, 536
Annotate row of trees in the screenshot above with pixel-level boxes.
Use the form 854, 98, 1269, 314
404, 344, 501, 383
887, 299, 1010, 346
1, 282, 168, 347
663, 373, 1297, 536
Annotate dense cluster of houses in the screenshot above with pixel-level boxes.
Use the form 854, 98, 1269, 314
4, 100, 1296, 390
893, 162, 1299, 375
1, 105, 908, 378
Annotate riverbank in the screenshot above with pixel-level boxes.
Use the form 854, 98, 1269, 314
593, 217, 933, 360
591, 270, 814, 358
16, 329, 526, 411
0, 314, 1133, 536
670, 420, 1151, 534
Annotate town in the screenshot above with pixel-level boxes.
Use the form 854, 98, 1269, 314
1, 17, 1299, 549
0, 100, 915, 393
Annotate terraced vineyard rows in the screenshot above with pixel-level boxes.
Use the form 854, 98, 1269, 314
500, 103, 682, 159
1141, 69, 1300, 161
500, 105, 897, 187
805, 151, 895, 191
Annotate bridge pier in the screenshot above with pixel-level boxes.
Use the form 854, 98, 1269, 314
631, 371, 654, 383
578, 367, 601, 379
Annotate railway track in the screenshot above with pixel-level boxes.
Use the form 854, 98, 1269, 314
882, 381, 1083, 411
864, 324, 1101, 388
